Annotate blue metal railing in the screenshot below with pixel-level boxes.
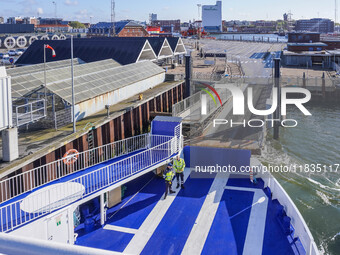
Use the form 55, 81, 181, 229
0, 134, 181, 233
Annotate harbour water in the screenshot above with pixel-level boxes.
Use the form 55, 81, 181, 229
260, 103, 340, 255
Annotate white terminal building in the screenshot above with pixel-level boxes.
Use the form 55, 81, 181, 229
202, 1, 222, 32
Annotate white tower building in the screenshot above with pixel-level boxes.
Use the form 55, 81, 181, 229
202, 1, 222, 32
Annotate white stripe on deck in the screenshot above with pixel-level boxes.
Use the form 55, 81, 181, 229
225, 185, 268, 255
123, 168, 191, 255
181, 173, 229, 255
103, 224, 138, 234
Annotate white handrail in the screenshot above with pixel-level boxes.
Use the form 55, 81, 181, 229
252, 158, 319, 255
0, 133, 170, 203
0, 232, 120, 255
267, 177, 319, 255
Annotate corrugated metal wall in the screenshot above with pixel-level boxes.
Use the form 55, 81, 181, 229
0, 68, 12, 131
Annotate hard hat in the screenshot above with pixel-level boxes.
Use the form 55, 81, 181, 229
168, 163, 173, 167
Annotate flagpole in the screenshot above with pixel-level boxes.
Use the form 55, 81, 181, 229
71, 35, 76, 133
43, 44, 47, 110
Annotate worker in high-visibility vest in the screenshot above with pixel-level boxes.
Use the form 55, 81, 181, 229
173, 155, 186, 189
163, 163, 175, 199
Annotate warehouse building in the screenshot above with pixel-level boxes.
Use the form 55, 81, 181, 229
288, 32, 321, 43
87, 21, 148, 37
15, 37, 186, 66
295, 18, 334, 33
10, 37, 186, 126
150, 20, 181, 33
15, 37, 158, 65
0, 24, 34, 34
9, 59, 166, 121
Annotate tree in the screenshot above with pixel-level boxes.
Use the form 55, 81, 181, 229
69, 21, 86, 29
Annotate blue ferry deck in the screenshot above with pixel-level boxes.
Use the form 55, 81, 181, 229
73, 147, 306, 255
0, 117, 309, 255
73, 170, 305, 254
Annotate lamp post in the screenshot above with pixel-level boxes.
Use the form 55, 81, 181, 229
52, 1, 57, 19
71, 35, 76, 133
43, 44, 56, 114
43, 44, 47, 108
306, 59, 309, 79
224, 49, 227, 65
197, 4, 201, 39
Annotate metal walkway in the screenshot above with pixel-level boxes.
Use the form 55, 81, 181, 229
0, 128, 182, 233
74, 169, 305, 255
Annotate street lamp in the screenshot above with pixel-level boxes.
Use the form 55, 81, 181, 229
71, 35, 76, 133
52, 1, 57, 19
271, 52, 275, 78
197, 4, 201, 39
224, 49, 228, 65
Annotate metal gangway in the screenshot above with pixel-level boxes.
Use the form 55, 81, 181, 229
172, 80, 248, 125
0, 117, 183, 233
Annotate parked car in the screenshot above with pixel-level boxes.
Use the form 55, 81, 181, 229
0, 54, 9, 60
8, 50, 17, 56
15, 49, 25, 55
1, 56, 10, 65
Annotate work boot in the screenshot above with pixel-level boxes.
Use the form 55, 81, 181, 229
181, 184, 185, 189
176, 183, 180, 189
170, 190, 176, 194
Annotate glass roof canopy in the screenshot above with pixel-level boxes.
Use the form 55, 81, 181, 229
10, 59, 121, 99
49, 61, 164, 104
10, 59, 164, 105
7, 59, 84, 77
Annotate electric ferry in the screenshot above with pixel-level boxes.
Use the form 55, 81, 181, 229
0, 116, 318, 255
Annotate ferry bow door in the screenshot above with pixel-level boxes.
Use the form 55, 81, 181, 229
46, 209, 70, 243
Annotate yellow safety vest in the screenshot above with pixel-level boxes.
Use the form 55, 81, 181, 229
165, 170, 174, 182
173, 158, 185, 173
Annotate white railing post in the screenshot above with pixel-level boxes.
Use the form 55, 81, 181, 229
130, 158, 133, 175
107, 166, 110, 184
30, 172, 33, 191
30, 103, 33, 122
48, 189, 51, 213
10, 205, 13, 231
16, 107, 19, 127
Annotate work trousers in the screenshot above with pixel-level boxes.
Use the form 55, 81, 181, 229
165, 181, 173, 197
176, 172, 184, 185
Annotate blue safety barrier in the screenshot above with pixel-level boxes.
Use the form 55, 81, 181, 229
183, 146, 251, 170
151, 116, 181, 137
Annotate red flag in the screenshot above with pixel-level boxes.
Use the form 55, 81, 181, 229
45, 44, 56, 57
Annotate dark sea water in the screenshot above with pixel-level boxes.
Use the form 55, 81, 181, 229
260, 102, 340, 255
